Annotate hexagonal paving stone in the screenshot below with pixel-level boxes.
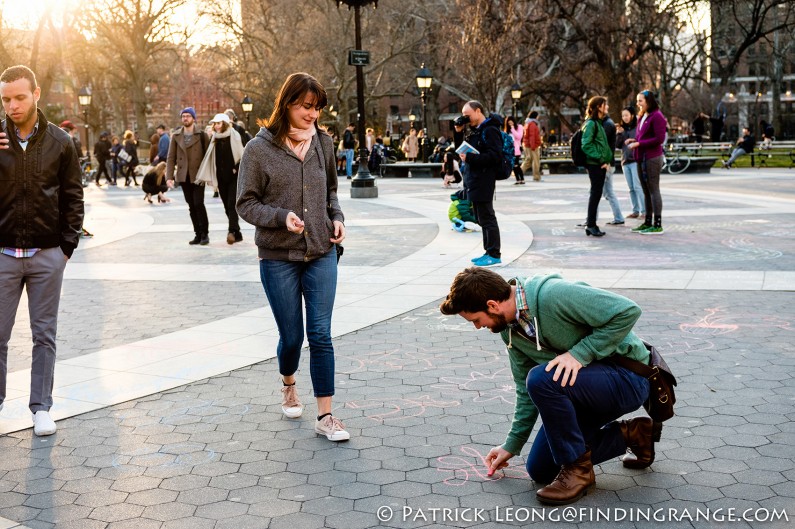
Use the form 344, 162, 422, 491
176, 486, 229, 505
668, 484, 724, 502
277, 483, 330, 502
227, 485, 280, 504
88, 502, 145, 523
75, 489, 129, 508
247, 498, 301, 517
22, 490, 79, 509
194, 500, 249, 520
141, 501, 196, 521
110, 476, 163, 493
127, 488, 179, 506
301, 496, 355, 516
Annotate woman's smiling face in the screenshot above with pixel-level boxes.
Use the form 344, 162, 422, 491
288, 93, 321, 130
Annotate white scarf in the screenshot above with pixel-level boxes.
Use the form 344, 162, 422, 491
195, 127, 245, 187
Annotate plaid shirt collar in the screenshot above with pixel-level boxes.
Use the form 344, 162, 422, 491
512, 281, 536, 339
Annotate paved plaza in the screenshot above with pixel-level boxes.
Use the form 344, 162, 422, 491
1, 167, 794, 528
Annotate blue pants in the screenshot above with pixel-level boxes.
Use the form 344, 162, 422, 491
621, 162, 644, 215
259, 249, 337, 397
525, 360, 649, 483
344, 149, 355, 177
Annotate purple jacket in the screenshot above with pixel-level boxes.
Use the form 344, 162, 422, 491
635, 109, 667, 161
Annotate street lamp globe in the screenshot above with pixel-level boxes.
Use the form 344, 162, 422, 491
511, 83, 522, 102
78, 86, 92, 107
416, 64, 432, 90
241, 95, 253, 113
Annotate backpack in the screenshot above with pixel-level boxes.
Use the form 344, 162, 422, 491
496, 130, 515, 180
570, 122, 588, 167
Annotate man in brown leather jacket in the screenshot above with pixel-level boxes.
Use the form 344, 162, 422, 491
0, 65, 84, 436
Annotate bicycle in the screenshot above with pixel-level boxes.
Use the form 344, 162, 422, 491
662, 146, 691, 175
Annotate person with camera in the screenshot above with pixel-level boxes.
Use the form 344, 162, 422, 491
457, 101, 503, 267
439, 267, 659, 505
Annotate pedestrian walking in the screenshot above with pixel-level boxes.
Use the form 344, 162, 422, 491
459, 100, 503, 266
521, 111, 543, 181
0, 65, 85, 436
195, 113, 245, 244
615, 108, 644, 219
401, 128, 419, 162
122, 130, 139, 186
626, 90, 667, 235
342, 123, 356, 177
154, 124, 170, 163
236, 72, 349, 442
166, 107, 211, 245
110, 135, 122, 184
93, 131, 113, 186
505, 116, 525, 184
580, 96, 613, 237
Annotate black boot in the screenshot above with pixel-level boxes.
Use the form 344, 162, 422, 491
188, 233, 201, 245
199, 233, 210, 245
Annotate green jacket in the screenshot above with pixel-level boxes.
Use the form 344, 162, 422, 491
581, 118, 613, 165
498, 274, 650, 456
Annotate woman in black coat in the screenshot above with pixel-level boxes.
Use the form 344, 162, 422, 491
122, 130, 139, 186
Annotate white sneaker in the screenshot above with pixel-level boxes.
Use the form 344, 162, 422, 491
33, 410, 57, 436
315, 415, 350, 441
280, 383, 303, 418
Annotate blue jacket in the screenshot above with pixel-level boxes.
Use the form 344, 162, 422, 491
157, 132, 170, 161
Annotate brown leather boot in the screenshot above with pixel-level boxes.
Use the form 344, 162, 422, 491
619, 417, 662, 469
536, 448, 595, 505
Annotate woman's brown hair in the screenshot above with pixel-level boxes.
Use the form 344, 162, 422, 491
585, 96, 607, 119
267, 72, 328, 145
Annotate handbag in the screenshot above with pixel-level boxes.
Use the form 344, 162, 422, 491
117, 149, 132, 164
612, 341, 677, 422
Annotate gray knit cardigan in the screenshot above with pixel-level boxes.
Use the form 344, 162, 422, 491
236, 127, 344, 261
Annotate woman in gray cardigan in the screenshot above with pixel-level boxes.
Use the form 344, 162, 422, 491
236, 73, 348, 442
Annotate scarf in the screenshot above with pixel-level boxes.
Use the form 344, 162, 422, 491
285, 126, 316, 161
194, 127, 245, 188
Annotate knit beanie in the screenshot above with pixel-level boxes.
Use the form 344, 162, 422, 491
180, 107, 197, 120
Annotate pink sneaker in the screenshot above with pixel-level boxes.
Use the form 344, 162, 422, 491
315, 415, 350, 441
280, 384, 303, 418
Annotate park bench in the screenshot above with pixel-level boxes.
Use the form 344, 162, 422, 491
380, 162, 442, 178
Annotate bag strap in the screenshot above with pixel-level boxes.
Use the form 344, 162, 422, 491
317, 133, 334, 208
611, 340, 661, 380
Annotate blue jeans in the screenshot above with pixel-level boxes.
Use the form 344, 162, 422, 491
602, 167, 624, 222
344, 149, 355, 177
726, 147, 746, 166
621, 162, 644, 215
259, 249, 338, 397
525, 360, 649, 483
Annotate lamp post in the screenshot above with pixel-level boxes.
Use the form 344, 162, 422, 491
78, 86, 92, 162
511, 83, 522, 119
241, 95, 253, 132
415, 64, 432, 163
335, 0, 378, 198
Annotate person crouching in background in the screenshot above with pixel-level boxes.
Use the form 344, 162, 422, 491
142, 162, 171, 204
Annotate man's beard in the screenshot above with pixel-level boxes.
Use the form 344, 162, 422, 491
488, 311, 509, 333
9, 105, 36, 127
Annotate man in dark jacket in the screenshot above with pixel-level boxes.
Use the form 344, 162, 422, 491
0, 65, 84, 436
93, 131, 113, 186
459, 101, 502, 267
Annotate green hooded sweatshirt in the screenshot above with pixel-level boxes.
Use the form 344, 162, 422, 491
580, 118, 613, 165
498, 274, 650, 456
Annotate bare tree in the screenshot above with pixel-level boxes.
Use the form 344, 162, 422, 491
75, 0, 192, 135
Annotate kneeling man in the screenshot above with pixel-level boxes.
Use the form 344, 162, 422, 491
440, 268, 659, 505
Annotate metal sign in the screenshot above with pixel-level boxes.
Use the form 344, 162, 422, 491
348, 50, 370, 66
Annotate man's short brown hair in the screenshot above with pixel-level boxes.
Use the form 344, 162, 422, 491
0, 65, 37, 91
439, 267, 511, 315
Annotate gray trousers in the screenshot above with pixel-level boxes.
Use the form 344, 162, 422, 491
0, 247, 67, 412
